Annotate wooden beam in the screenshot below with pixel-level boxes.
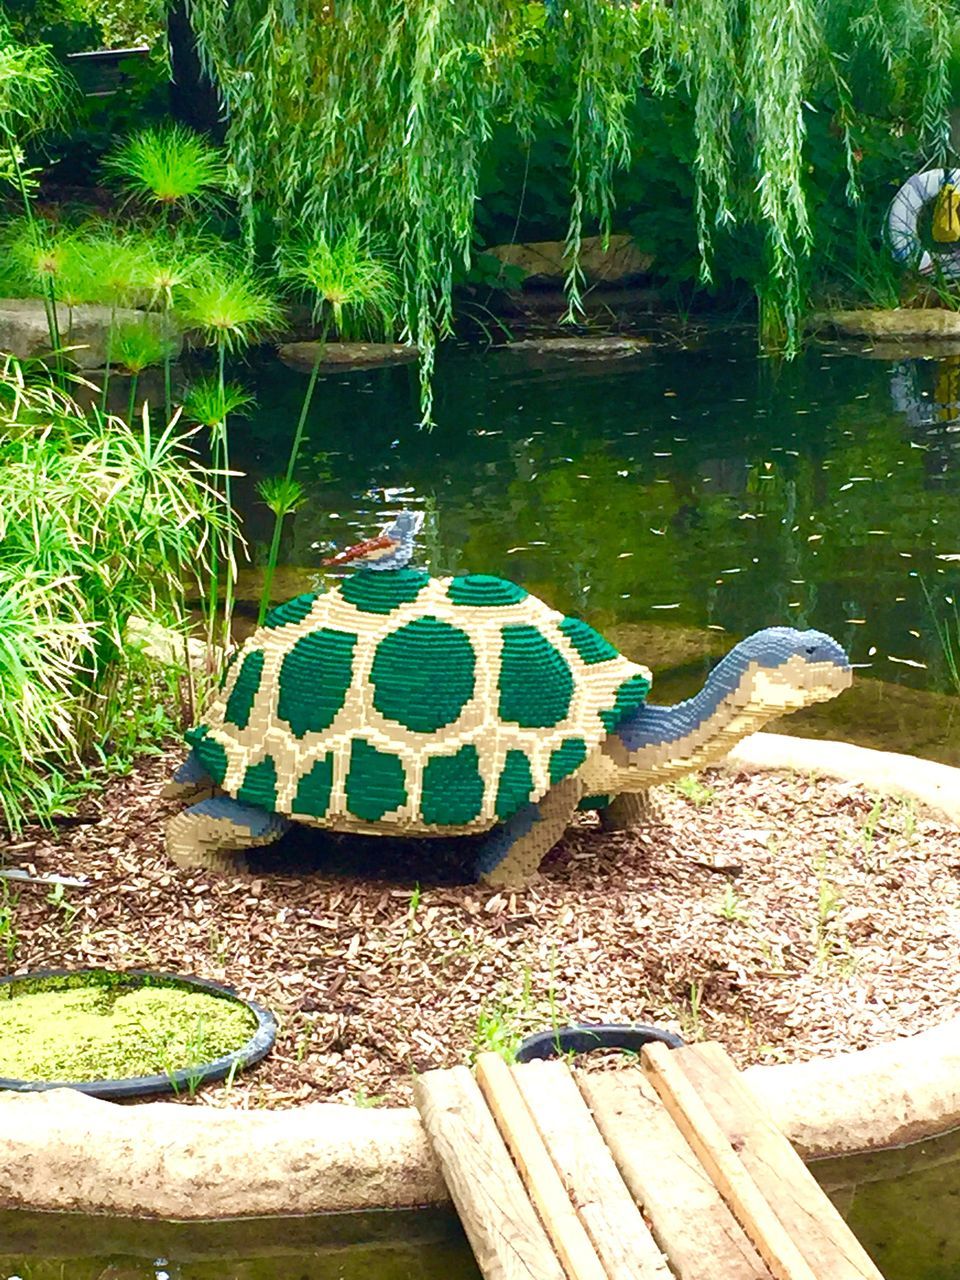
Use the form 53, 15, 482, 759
676, 1043, 884, 1280
511, 1059, 672, 1280
580, 1070, 772, 1280
475, 1053, 610, 1280
641, 1042, 820, 1280
414, 1065, 566, 1280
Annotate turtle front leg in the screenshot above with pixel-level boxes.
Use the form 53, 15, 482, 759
475, 778, 580, 889
166, 798, 292, 874
597, 789, 661, 832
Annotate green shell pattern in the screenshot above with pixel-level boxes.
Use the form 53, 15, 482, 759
187, 570, 651, 836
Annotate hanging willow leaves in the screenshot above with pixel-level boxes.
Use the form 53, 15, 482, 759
186, 0, 959, 412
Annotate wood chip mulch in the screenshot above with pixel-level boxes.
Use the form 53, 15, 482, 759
3, 750, 960, 1110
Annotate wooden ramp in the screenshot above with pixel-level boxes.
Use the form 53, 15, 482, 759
413, 1040, 884, 1280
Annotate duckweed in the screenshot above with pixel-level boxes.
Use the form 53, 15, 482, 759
0, 982, 257, 1082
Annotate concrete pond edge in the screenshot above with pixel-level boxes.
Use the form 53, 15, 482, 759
1, 731, 958, 1220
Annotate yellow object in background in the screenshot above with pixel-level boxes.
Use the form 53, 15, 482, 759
932, 183, 960, 242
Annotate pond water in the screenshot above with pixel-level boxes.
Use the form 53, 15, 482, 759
0, 1207, 482, 1279
228, 330, 960, 764
814, 1125, 960, 1279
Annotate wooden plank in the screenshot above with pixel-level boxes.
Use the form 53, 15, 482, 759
677, 1043, 884, 1280
475, 1053, 609, 1280
511, 1060, 672, 1280
414, 1065, 567, 1280
580, 1070, 772, 1280
641, 1042, 820, 1280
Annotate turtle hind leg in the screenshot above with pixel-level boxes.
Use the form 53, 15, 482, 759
166, 797, 291, 874
597, 789, 661, 832
475, 778, 579, 889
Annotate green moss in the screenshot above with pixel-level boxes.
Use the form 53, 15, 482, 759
0, 981, 257, 1083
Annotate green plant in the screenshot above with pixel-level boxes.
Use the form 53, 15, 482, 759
107, 319, 178, 422
104, 123, 229, 212
353, 1086, 385, 1107
0, 361, 223, 832
473, 968, 562, 1062
256, 475, 306, 625
921, 578, 960, 695
811, 851, 854, 974
45, 881, 81, 934
180, 260, 279, 653
406, 882, 422, 937
186, 0, 959, 410
255, 228, 398, 621
0, 21, 72, 360
717, 881, 750, 924
680, 979, 705, 1042
860, 796, 884, 850
183, 375, 254, 429
673, 774, 715, 806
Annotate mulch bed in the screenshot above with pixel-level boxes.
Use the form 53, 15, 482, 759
3, 749, 960, 1109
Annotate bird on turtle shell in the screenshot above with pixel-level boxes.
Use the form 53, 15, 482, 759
166, 511, 852, 888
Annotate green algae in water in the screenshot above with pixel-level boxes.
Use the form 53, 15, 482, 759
0, 981, 257, 1082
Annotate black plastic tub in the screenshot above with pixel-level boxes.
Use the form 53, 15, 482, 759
0, 968, 277, 1100
515, 1022, 683, 1062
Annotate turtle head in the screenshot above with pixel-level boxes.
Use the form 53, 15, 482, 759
323, 509, 425, 572
726, 626, 852, 712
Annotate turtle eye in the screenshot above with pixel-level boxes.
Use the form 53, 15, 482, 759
805, 645, 818, 656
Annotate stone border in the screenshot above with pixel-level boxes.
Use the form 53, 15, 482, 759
1, 733, 958, 1219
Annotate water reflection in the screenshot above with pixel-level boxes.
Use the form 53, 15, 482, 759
225, 335, 958, 762
816, 1126, 960, 1280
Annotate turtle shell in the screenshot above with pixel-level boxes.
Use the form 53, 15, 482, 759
186, 569, 652, 836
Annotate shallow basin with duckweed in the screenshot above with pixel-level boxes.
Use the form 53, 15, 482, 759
0, 969, 276, 1098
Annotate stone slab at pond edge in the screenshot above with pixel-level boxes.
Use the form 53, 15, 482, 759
0, 732, 957, 1220
485, 233, 654, 285
278, 341, 419, 373
810, 307, 960, 342
0, 298, 182, 371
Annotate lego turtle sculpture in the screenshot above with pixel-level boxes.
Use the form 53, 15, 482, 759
166, 512, 853, 888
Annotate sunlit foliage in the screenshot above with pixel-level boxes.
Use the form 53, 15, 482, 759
187, 0, 959, 399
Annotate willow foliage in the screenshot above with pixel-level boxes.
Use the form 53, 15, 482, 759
187, 0, 959, 403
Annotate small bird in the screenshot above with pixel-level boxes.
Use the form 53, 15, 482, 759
322, 510, 425, 572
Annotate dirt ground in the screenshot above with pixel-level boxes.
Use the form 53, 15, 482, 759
3, 748, 960, 1109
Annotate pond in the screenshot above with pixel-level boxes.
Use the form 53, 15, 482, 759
227, 329, 960, 765
0, 1207, 482, 1279
814, 1125, 960, 1280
